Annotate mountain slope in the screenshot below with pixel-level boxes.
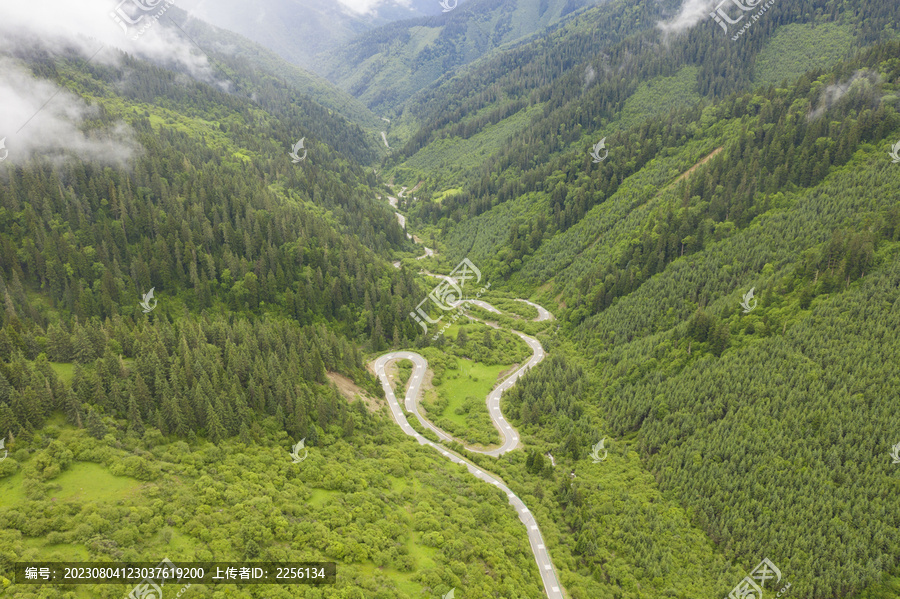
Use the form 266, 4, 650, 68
161, 5, 387, 140
2, 0, 900, 598
0, 17, 554, 599
384, 0, 892, 192
319, 0, 608, 114
176, 0, 470, 72
378, 0, 900, 595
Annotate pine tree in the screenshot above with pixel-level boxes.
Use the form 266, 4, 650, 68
239, 420, 252, 442
0, 372, 11, 403
710, 322, 730, 356
0, 402, 21, 437
85, 408, 106, 439
155, 408, 168, 435
64, 389, 83, 428
73, 327, 95, 364
0, 329, 12, 361
372, 316, 385, 351
47, 323, 73, 362
306, 424, 319, 446
15, 387, 44, 427
175, 395, 191, 437
132, 374, 152, 416
206, 401, 227, 443
127, 394, 144, 436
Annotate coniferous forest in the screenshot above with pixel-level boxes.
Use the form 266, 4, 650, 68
1, 0, 899, 597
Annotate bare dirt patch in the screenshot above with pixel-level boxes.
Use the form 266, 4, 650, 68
672, 146, 724, 186
327, 371, 383, 412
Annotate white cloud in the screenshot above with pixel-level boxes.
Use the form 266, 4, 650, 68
0, 58, 140, 165
0, 0, 224, 163
658, 0, 718, 36
584, 64, 597, 87
0, 0, 213, 75
335, 0, 413, 15
808, 70, 880, 121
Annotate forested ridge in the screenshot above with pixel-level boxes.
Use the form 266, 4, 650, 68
0, 21, 559, 599
2, 0, 900, 596
392, 0, 900, 227
378, 0, 900, 595
0, 45, 438, 453
319, 0, 608, 114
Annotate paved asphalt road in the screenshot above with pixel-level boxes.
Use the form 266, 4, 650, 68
403, 287, 546, 457
378, 190, 561, 596
470, 321, 545, 457
385, 190, 434, 261
373, 345, 564, 599
516, 298, 554, 322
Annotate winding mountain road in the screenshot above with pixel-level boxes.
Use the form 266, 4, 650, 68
516, 298, 553, 322
376, 186, 561, 595
385, 188, 435, 263
372, 299, 562, 598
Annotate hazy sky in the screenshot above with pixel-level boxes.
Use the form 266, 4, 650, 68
337, 0, 396, 13
0, 0, 428, 163
0, 0, 217, 164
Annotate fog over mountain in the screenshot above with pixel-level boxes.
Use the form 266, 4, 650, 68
0, 0, 218, 164
175, 0, 461, 70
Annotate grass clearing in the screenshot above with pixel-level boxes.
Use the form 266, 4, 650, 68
0, 470, 26, 506
436, 358, 508, 428
49, 362, 75, 383
422, 357, 508, 446
49, 462, 144, 503
308, 488, 340, 508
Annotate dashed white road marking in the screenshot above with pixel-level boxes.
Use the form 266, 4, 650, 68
373, 296, 559, 598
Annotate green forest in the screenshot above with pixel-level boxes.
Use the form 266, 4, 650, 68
1, 0, 900, 597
